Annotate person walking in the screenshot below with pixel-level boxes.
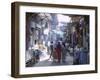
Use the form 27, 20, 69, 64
62, 42, 67, 63
49, 41, 54, 60
56, 42, 62, 63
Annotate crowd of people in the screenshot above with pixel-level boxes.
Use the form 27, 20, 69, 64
49, 40, 70, 63
49, 39, 89, 64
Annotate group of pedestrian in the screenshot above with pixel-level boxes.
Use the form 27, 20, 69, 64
73, 45, 89, 65
49, 40, 89, 65
49, 41, 69, 63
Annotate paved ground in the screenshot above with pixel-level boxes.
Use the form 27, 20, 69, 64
32, 51, 74, 67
